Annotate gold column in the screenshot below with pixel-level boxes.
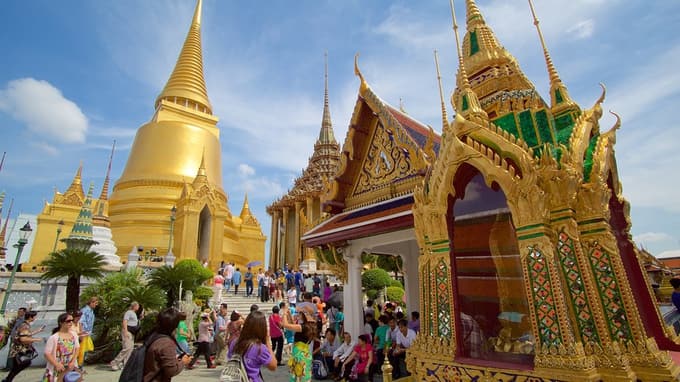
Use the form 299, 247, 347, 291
294, 201, 302, 268
269, 210, 279, 269
281, 207, 289, 269
305, 197, 314, 261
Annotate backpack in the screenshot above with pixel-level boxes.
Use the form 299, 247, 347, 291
312, 358, 328, 379
119, 334, 168, 382
219, 353, 249, 382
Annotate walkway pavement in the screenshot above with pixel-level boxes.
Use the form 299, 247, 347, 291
13, 362, 292, 381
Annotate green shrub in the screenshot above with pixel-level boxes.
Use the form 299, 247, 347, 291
366, 289, 379, 300
361, 268, 392, 291
389, 279, 403, 288
386, 286, 405, 305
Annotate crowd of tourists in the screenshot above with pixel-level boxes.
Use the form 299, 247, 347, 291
0, 263, 419, 382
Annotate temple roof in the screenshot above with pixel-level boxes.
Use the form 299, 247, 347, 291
155, 0, 212, 114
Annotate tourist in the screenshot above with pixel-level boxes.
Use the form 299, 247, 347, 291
294, 269, 304, 300
43, 312, 80, 382
408, 311, 420, 334
187, 311, 215, 369
79, 297, 97, 368
257, 268, 265, 300
281, 304, 317, 382
176, 311, 191, 355
229, 310, 276, 381
269, 272, 277, 303
213, 303, 228, 365
3, 307, 27, 372
280, 302, 295, 357
363, 300, 375, 322
331, 332, 355, 381
110, 301, 140, 371
671, 278, 680, 311
260, 271, 270, 303
389, 319, 416, 378
285, 269, 294, 292
362, 312, 377, 342
3, 311, 42, 382
224, 262, 235, 293
226, 310, 244, 349
244, 267, 254, 297
373, 316, 390, 371
318, 328, 341, 376
333, 306, 344, 336
232, 267, 242, 295
287, 283, 297, 308
312, 274, 321, 296
269, 306, 285, 366
69, 311, 87, 373
304, 274, 314, 295
276, 271, 286, 302
144, 308, 192, 381
342, 334, 373, 382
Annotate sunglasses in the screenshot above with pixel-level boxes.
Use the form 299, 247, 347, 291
64, 319, 74, 323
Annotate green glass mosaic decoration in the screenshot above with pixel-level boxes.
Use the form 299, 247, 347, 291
462, 94, 469, 111
519, 110, 538, 148
534, 110, 555, 146
493, 113, 519, 138
556, 231, 599, 344
527, 247, 562, 348
583, 135, 599, 182
555, 88, 564, 104
436, 259, 452, 339
587, 242, 632, 341
554, 113, 575, 145
469, 30, 480, 56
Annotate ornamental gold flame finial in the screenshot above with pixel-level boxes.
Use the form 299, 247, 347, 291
98, 140, 116, 201
354, 53, 369, 93
528, 0, 579, 114
155, 0, 212, 114
433, 49, 450, 132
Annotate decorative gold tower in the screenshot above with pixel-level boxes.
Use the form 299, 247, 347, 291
108, 0, 265, 268
267, 53, 341, 270
408, 1, 680, 380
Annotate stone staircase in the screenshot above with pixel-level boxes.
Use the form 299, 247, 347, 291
213, 288, 278, 316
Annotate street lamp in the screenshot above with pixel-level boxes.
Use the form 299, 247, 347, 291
1, 221, 32, 314
52, 219, 64, 253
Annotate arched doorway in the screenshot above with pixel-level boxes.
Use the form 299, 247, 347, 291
449, 164, 534, 366
197, 205, 212, 263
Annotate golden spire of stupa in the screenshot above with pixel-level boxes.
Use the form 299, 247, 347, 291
239, 193, 260, 227
465, 0, 485, 28
155, 0, 212, 114
319, 51, 336, 145
196, 149, 207, 178
240, 193, 251, 219
64, 162, 85, 201
527, 0, 579, 115
450, 0, 487, 122
0, 197, 12, 249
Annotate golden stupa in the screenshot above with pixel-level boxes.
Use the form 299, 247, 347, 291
27, 0, 265, 270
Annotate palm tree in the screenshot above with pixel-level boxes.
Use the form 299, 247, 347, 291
40, 248, 106, 312
148, 259, 213, 307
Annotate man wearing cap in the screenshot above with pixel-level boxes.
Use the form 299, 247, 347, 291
213, 303, 228, 365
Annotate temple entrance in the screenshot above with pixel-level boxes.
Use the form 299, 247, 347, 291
197, 205, 212, 263
449, 165, 534, 365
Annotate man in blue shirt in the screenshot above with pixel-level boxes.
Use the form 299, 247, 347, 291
244, 267, 254, 297
294, 269, 304, 300
232, 268, 242, 295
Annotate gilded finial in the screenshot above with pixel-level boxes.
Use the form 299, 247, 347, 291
65, 162, 85, 201
433, 50, 449, 132
155, 0, 212, 114
197, 148, 207, 177
99, 140, 116, 201
399, 98, 407, 114
608, 110, 621, 132
0, 197, 13, 248
465, 0, 485, 28
596, 83, 607, 105
319, 51, 336, 144
354, 53, 369, 93
528, 0, 579, 113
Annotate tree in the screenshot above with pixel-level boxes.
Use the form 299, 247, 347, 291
386, 286, 405, 305
80, 269, 166, 356
376, 255, 403, 278
40, 248, 106, 312
148, 259, 213, 307
361, 268, 392, 291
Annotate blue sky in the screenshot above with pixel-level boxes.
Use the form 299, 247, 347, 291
1, 0, 679, 260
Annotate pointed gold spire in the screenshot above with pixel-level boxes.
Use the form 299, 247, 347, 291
319, 51, 336, 144
240, 193, 251, 219
99, 140, 116, 201
0, 197, 12, 248
240, 193, 260, 226
196, 149, 207, 178
528, 0, 579, 115
64, 162, 85, 201
465, 0, 485, 28
433, 50, 450, 132
450, 0, 488, 123
155, 0, 212, 114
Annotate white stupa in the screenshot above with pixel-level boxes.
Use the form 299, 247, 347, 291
91, 143, 122, 270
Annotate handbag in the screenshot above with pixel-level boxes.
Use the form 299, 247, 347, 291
16, 347, 37, 364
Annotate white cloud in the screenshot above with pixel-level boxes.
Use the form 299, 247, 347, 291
238, 163, 255, 177
241, 177, 285, 199
566, 19, 595, 39
657, 249, 680, 259
0, 78, 88, 143
635, 232, 675, 244
28, 141, 59, 156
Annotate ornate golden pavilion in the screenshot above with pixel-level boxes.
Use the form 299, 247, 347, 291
267, 54, 341, 271
304, 0, 680, 380
28, 0, 265, 271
